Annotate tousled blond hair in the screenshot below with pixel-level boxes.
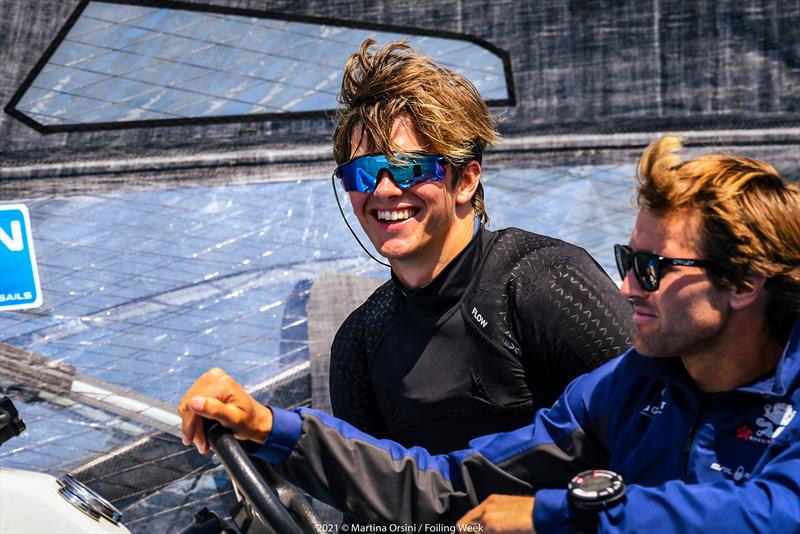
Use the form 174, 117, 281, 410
637, 136, 800, 331
332, 39, 499, 222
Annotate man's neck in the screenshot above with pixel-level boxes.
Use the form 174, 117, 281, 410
391, 216, 476, 289
682, 313, 786, 393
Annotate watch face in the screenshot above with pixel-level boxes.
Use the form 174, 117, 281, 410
568, 470, 626, 511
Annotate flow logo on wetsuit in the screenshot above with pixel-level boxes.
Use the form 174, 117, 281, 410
471, 307, 488, 328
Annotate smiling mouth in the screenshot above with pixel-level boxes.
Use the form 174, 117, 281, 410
374, 208, 417, 222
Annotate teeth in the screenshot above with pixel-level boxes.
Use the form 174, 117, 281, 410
377, 209, 413, 221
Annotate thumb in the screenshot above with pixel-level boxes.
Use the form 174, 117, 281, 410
189, 395, 240, 426
188, 395, 207, 413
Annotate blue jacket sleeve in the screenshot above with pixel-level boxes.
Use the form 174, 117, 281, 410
605, 429, 799, 534
533, 417, 800, 533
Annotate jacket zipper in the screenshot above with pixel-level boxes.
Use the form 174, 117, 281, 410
682, 408, 704, 481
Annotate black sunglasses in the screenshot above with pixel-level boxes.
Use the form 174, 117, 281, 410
614, 244, 720, 292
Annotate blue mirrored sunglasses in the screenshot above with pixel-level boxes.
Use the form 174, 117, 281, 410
334, 152, 447, 193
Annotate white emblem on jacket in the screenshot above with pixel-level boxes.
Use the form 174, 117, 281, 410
471, 307, 488, 328
756, 402, 797, 439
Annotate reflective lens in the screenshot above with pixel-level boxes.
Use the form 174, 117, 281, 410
335, 153, 446, 193
615, 244, 653, 291
635, 254, 660, 291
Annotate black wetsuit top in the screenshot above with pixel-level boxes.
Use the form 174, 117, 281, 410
330, 226, 633, 454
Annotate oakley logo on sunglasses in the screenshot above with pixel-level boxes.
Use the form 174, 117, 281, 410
614, 244, 720, 292
334, 153, 446, 193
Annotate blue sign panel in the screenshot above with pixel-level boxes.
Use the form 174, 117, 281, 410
0, 204, 42, 310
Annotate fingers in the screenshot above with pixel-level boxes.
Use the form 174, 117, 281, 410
188, 395, 206, 413
456, 495, 536, 534
181, 395, 236, 454
179, 396, 212, 453
180, 408, 195, 447
178, 368, 232, 451
456, 502, 485, 527
190, 409, 208, 454
178, 367, 272, 453
193, 396, 238, 422
179, 396, 201, 447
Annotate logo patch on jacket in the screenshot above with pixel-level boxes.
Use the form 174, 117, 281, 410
710, 462, 751, 482
738, 402, 796, 443
640, 400, 666, 418
471, 307, 488, 328
640, 388, 667, 418
756, 402, 796, 439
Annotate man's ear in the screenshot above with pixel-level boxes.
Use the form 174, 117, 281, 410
730, 273, 767, 311
455, 160, 481, 206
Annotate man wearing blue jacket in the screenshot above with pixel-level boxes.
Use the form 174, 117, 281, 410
179, 136, 800, 533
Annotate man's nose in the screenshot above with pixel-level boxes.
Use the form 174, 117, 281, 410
620, 268, 646, 299
373, 171, 403, 198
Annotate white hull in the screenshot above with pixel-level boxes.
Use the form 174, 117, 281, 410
0, 468, 131, 534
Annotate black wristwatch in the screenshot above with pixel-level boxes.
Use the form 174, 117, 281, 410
567, 469, 626, 534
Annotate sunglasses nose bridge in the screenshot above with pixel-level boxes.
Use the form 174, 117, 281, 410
372, 168, 403, 195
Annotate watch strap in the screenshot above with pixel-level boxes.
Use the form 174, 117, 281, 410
568, 500, 598, 534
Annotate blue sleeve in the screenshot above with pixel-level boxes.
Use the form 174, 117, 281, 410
533, 420, 800, 533
255, 406, 302, 463
601, 435, 800, 533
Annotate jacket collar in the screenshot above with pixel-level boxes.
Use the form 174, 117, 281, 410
626, 319, 800, 399
738, 318, 800, 397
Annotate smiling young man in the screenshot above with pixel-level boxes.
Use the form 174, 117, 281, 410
326, 39, 632, 459
180, 136, 800, 533
342, 113, 476, 287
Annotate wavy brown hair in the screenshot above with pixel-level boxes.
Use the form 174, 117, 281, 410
636, 136, 800, 332
332, 39, 499, 223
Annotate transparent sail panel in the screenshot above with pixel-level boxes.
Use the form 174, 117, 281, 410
11, 2, 511, 129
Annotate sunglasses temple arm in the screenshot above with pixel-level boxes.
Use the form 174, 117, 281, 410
331, 174, 392, 268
